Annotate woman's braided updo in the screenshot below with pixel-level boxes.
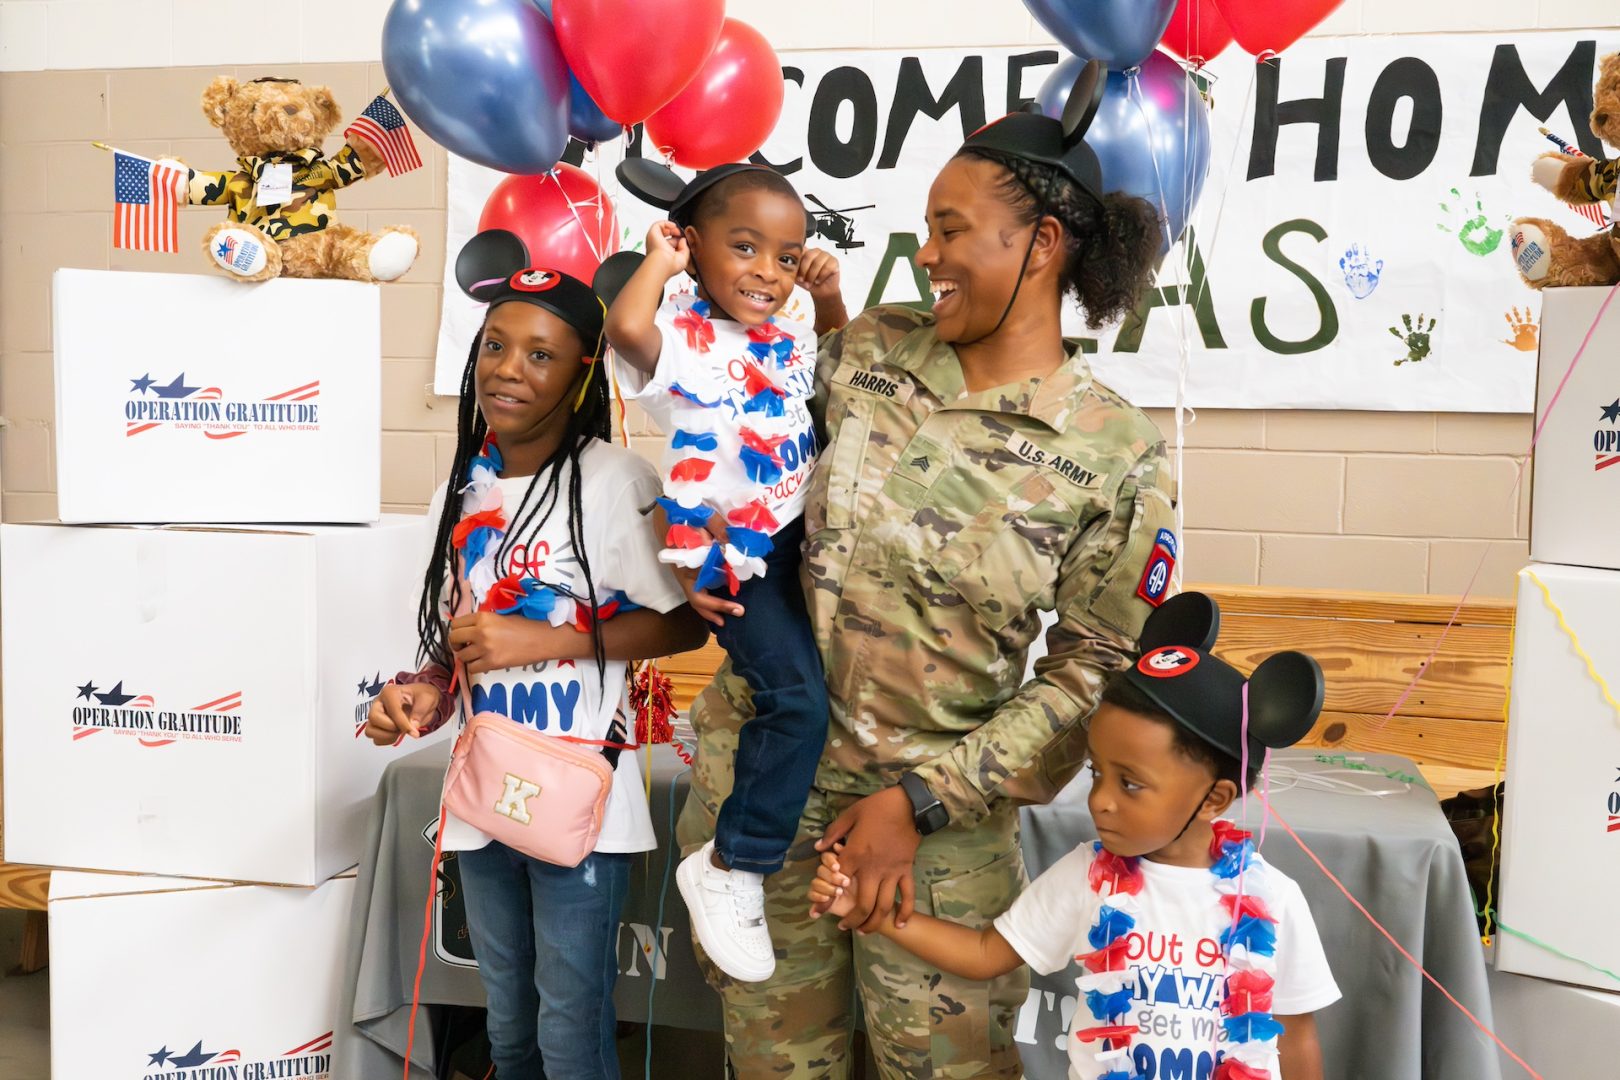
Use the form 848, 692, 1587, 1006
957, 147, 1161, 330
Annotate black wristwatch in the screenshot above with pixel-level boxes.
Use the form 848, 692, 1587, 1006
899, 772, 949, 836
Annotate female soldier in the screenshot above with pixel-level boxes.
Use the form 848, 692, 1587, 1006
677, 64, 1172, 1078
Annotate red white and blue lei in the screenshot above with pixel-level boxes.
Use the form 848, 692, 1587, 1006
1075, 822, 1282, 1080
660, 297, 797, 595
451, 433, 636, 630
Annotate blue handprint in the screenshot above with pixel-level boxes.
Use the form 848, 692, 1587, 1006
1340, 244, 1383, 299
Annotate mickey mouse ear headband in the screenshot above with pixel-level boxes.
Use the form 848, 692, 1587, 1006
1123, 592, 1325, 764
454, 229, 621, 359
616, 158, 816, 234
960, 58, 1108, 206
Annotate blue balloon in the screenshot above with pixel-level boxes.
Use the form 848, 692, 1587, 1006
382, 0, 570, 174
567, 74, 622, 145
1038, 51, 1210, 256
1023, 0, 1177, 71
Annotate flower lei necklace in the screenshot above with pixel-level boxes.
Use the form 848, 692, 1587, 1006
1075, 821, 1282, 1080
451, 432, 636, 632
660, 295, 797, 595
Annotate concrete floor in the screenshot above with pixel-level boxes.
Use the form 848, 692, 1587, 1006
0, 911, 49, 1080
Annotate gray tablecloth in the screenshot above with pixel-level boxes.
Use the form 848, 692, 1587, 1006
334, 745, 1501, 1080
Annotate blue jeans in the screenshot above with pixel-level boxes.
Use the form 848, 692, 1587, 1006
456, 841, 629, 1080
712, 517, 829, 875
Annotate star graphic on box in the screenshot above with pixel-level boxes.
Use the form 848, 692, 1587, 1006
130, 373, 156, 395
94, 680, 135, 706
168, 1041, 218, 1068
76, 679, 98, 701
147, 1046, 170, 1066
151, 373, 201, 399
1602, 399, 1620, 424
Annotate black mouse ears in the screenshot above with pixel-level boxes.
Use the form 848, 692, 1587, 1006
454, 228, 642, 310
1062, 58, 1107, 149
1247, 651, 1325, 751
1135, 591, 1324, 752
1139, 591, 1220, 653
614, 158, 817, 235
455, 228, 531, 302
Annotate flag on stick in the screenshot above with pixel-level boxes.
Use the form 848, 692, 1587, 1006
345, 94, 423, 177
113, 151, 187, 253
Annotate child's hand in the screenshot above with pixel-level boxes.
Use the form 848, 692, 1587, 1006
673, 563, 743, 630
797, 249, 842, 302
364, 682, 440, 745
645, 220, 690, 279
450, 610, 565, 674
808, 849, 856, 919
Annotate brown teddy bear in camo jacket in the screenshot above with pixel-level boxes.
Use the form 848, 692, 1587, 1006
165, 75, 419, 284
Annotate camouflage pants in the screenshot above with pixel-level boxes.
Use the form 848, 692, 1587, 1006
677, 747, 1029, 1079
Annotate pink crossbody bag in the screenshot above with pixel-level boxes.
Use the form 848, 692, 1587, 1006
436, 570, 633, 869
440, 665, 628, 868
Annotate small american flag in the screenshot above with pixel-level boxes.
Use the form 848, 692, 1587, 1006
113, 152, 187, 253
345, 95, 423, 177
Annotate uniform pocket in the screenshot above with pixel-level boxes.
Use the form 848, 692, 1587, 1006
1088, 479, 1176, 636
814, 396, 873, 533
927, 471, 1061, 633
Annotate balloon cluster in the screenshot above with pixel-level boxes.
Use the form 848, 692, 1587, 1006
382, 0, 788, 278
1026, 0, 1343, 255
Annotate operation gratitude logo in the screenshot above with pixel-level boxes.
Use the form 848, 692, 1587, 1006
71, 679, 243, 748
139, 1031, 332, 1079
124, 372, 321, 440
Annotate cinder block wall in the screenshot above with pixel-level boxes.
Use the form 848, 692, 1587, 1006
1, 0, 1608, 597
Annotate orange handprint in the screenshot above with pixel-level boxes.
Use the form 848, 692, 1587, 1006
1502, 306, 1539, 352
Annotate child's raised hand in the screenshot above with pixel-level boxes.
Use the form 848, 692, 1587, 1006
645, 220, 690, 278
672, 563, 743, 630
808, 849, 856, 919
796, 248, 842, 302
363, 682, 439, 746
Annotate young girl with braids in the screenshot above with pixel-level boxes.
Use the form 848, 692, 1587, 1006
364, 247, 705, 1080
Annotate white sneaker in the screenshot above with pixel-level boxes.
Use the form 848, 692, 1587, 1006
677, 840, 776, 982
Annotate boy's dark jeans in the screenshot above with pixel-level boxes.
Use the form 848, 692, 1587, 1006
711, 517, 829, 875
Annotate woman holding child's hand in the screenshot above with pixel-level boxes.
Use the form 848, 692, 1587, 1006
675, 64, 1172, 1080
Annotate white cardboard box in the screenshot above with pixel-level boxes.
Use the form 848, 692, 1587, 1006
1497, 562, 1620, 991
53, 268, 380, 524
1, 516, 438, 885
49, 869, 354, 1080
1488, 953, 1620, 1080
1530, 286, 1620, 571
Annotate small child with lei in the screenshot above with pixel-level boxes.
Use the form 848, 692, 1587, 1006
810, 593, 1341, 1080
606, 163, 848, 983
364, 243, 705, 1080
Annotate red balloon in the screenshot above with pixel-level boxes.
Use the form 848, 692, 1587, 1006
1160, 0, 1234, 66
553, 0, 724, 126
1213, 0, 1342, 56
643, 19, 785, 171
477, 164, 620, 286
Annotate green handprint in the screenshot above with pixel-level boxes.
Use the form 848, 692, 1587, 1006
1437, 189, 1505, 256
1390, 313, 1437, 366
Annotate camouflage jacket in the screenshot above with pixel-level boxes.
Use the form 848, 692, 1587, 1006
186, 145, 366, 241
693, 305, 1175, 828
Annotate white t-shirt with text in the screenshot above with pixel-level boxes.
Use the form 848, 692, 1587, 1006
995, 842, 1341, 1080
424, 441, 687, 854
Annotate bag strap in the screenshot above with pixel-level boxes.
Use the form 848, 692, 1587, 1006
403, 800, 450, 1080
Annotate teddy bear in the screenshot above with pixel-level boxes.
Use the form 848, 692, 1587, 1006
168, 76, 419, 284
1509, 52, 1620, 289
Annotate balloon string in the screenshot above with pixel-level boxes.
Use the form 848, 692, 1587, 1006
1476, 623, 1513, 944
1494, 920, 1620, 986
1126, 73, 1196, 584
1266, 805, 1545, 1080
1521, 567, 1620, 723
1186, 62, 1255, 316
1372, 281, 1618, 731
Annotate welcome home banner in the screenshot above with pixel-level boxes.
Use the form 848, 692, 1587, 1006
437, 31, 1618, 411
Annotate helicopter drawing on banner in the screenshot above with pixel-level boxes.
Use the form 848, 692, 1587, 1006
808, 195, 877, 250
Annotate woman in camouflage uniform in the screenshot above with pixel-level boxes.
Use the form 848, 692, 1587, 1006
677, 69, 1174, 1078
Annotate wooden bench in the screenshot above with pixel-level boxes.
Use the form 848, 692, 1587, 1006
658, 583, 1513, 801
